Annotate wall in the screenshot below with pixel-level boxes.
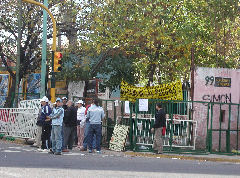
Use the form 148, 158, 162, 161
193, 67, 240, 151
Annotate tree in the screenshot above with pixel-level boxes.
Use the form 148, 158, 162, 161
0, 0, 65, 107
80, 0, 240, 86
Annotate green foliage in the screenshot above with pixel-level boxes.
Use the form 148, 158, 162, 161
77, 0, 240, 86
95, 53, 135, 91
55, 46, 91, 81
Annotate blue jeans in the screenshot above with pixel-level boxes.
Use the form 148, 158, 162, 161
83, 122, 96, 149
88, 124, 102, 151
51, 125, 62, 153
61, 123, 64, 149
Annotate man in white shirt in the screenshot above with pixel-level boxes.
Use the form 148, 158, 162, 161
76, 100, 86, 149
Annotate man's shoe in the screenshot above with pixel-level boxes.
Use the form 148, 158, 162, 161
62, 149, 69, 152
31, 143, 38, 147
42, 149, 49, 153
80, 147, 87, 151
54, 152, 61, 155
37, 148, 44, 152
48, 150, 54, 154
89, 150, 92, 153
96, 151, 101, 154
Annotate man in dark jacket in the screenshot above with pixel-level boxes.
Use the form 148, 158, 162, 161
61, 97, 68, 150
151, 103, 166, 154
62, 100, 77, 151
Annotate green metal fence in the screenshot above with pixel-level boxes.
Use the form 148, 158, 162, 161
100, 99, 239, 154
119, 99, 196, 152
206, 102, 240, 153
65, 95, 240, 153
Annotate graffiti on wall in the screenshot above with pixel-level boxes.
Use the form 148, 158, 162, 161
0, 74, 9, 107
202, 93, 231, 103
27, 74, 40, 100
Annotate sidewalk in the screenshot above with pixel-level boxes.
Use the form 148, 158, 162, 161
1, 136, 240, 163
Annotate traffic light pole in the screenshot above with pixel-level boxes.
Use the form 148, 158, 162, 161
51, 51, 56, 102
40, 0, 48, 99
22, 0, 57, 103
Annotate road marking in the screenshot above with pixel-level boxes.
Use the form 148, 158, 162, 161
2, 150, 21, 153
63, 153, 85, 156
8, 147, 22, 149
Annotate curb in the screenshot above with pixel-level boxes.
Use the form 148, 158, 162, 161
124, 152, 240, 163
0, 136, 27, 145
1, 137, 239, 163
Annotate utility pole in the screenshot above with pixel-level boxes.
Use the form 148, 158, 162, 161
40, 0, 48, 98
15, 0, 22, 107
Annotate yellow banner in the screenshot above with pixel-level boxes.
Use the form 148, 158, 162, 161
120, 80, 183, 102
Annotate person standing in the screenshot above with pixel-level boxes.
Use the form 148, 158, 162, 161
76, 100, 86, 149
81, 99, 96, 151
63, 100, 77, 152
61, 97, 68, 149
151, 103, 166, 154
62, 97, 68, 110
38, 96, 52, 152
87, 99, 105, 153
32, 106, 43, 148
47, 98, 64, 155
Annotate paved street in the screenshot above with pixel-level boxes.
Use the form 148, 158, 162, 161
0, 141, 240, 178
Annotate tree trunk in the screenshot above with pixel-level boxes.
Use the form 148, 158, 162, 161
147, 63, 156, 86
4, 76, 16, 108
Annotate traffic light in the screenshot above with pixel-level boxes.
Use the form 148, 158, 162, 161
54, 52, 62, 72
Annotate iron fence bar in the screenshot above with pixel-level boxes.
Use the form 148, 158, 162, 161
134, 102, 138, 151
210, 103, 213, 153
237, 105, 240, 151
206, 103, 209, 151
226, 104, 231, 153
170, 101, 174, 151
129, 102, 133, 150
219, 103, 222, 152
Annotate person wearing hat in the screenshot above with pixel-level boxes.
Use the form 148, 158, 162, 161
62, 97, 68, 110
46, 98, 64, 155
38, 96, 52, 152
76, 100, 86, 149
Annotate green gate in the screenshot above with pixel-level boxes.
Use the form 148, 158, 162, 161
122, 100, 196, 152
206, 102, 240, 153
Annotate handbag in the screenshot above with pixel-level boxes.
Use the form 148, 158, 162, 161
162, 127, 166, 136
